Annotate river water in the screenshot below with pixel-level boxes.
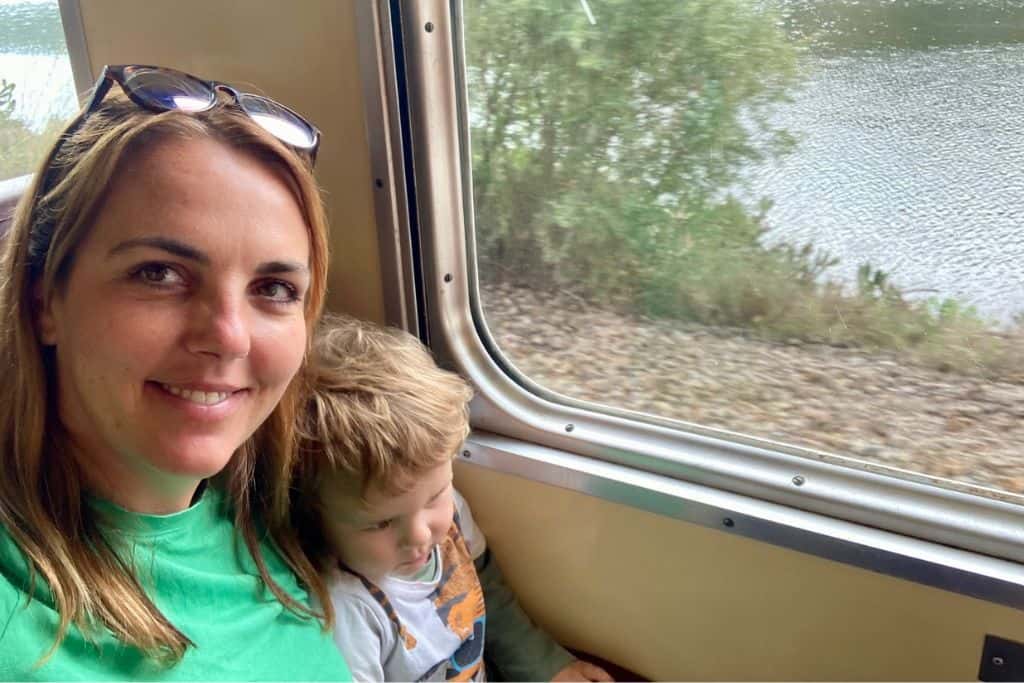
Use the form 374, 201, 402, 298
0, 1, 77, 131
2, 0, 1023, 322
746, 40, 1024, 324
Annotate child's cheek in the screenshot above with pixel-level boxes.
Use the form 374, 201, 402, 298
434, 501, 455, 541
373, 533, 400, 569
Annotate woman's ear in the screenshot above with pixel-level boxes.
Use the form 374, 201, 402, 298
34, 281, 58, 345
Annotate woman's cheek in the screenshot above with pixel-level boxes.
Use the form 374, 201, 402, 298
252, 319, 307, 388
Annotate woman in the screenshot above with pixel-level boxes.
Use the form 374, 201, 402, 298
0, 65, 351, 679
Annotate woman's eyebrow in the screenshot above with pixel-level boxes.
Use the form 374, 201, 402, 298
256, 260, 309, 276
107, 238, 308, 276
107, 236, 209, 264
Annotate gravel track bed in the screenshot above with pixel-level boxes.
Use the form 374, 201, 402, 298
480, 283, 1024, 498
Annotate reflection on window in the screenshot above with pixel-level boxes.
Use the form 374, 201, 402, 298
463, 0, 1024, 499
1, 0, 78, 182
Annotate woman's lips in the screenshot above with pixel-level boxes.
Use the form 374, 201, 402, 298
147, 381, 248, 418
153, 381, 245, 406
161, 384, 232, 405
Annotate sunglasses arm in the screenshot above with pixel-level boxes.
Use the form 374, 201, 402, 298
84, 66, 116, 112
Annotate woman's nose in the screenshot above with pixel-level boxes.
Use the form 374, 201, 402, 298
187, 292, 251, 360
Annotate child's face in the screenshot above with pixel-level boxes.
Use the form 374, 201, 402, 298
320, 460, 455, 581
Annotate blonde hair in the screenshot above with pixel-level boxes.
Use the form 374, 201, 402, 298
0, 91, 330, 663
293, 314, 473, 570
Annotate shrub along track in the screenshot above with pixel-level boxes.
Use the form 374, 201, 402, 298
481, 283, 1024, 498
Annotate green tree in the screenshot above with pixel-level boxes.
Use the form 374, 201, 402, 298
0, 79, 65, 180
464, 0, 799, 299
463, 0, 1024, 378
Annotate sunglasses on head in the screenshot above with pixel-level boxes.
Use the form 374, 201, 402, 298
26, 65, 321, 275
87, 65, 320, 160
36, 65, 319, 199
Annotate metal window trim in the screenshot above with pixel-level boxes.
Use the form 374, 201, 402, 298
0, 176, 32, 209
461, 432, 1024, 611
368, 0, 1024, 574
56, 0, 93, 101
354, 0, 420, 333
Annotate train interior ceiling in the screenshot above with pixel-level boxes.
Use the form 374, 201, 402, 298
2, 0, 1023, 680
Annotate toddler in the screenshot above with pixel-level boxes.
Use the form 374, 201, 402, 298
294, 314, 613, 682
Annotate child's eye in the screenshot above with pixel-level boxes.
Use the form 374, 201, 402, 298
427, 484, 452, 507
364, 519, 392, 532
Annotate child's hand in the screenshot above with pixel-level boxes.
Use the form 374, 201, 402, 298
551, 660, 614, 682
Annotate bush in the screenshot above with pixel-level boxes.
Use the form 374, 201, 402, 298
0, 79, 65, 180
467, 0, 1021, 381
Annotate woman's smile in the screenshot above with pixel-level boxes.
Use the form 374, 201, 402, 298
148, 380, 249, 414
159, 384, 236, 406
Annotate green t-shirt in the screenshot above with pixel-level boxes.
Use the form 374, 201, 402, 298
0, 487, 351, 681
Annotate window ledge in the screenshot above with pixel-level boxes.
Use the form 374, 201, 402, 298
462, 431, 1024, 612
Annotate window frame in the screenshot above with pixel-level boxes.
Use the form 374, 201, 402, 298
57, 0, 93, 97
355, 0, 1024, 608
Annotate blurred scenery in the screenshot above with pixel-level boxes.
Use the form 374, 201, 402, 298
1, 0, 77, 180
464, 0, 1024, 497
5, 0, 1023, 498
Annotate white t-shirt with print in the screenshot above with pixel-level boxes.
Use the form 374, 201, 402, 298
325, 489, 488, 682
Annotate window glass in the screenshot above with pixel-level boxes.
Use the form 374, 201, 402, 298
1, 0, 78, 181
463, 0, 1024, 499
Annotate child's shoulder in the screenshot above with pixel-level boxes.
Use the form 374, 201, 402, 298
325, 565, 381, 606
324, 566, 397, 632
452, 487, 471, 515
450, 488, 486, 560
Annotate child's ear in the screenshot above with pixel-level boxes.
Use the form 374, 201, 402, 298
34, 281, 58, 345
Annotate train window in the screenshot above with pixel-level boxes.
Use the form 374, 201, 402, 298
360, 0, 1024, 583
1, 0, 78, 182
458, 0, 1024, 503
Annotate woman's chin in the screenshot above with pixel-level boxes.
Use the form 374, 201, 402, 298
145, 439, 240, 482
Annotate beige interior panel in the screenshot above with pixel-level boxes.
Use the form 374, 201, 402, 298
75, 0, 385, 323
455, 462, 1024, 681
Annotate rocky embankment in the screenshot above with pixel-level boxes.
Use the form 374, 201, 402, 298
480, 283, 1024, 498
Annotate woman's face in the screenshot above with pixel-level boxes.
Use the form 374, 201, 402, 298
38, 136, 312, 512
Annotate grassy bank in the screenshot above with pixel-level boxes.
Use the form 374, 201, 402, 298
481, 197, 1023, 383
1, 80, 65, 180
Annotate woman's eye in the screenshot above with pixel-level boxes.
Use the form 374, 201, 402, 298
131, 263, 182, 286
253, 279, 301, 304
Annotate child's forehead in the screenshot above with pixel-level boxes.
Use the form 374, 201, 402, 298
321, 461, 452, 517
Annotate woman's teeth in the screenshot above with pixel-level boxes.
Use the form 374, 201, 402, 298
161, 384, 231, 405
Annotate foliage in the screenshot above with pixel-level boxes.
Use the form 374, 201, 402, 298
464, 0, 1022, 380
465, 0, 798, 297
0, 79, 65, 180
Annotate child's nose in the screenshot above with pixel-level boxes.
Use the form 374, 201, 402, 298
403, 517, 433, 548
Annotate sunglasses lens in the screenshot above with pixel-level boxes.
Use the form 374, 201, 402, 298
238, 94, 317, 150
122, 67, 215, 112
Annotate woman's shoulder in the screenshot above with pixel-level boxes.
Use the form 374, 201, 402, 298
0, 569, 31, 677
0, 513, 353, 681
0, 521, 31, 610
0, 558, 17, 642
0, 523, 46, 676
